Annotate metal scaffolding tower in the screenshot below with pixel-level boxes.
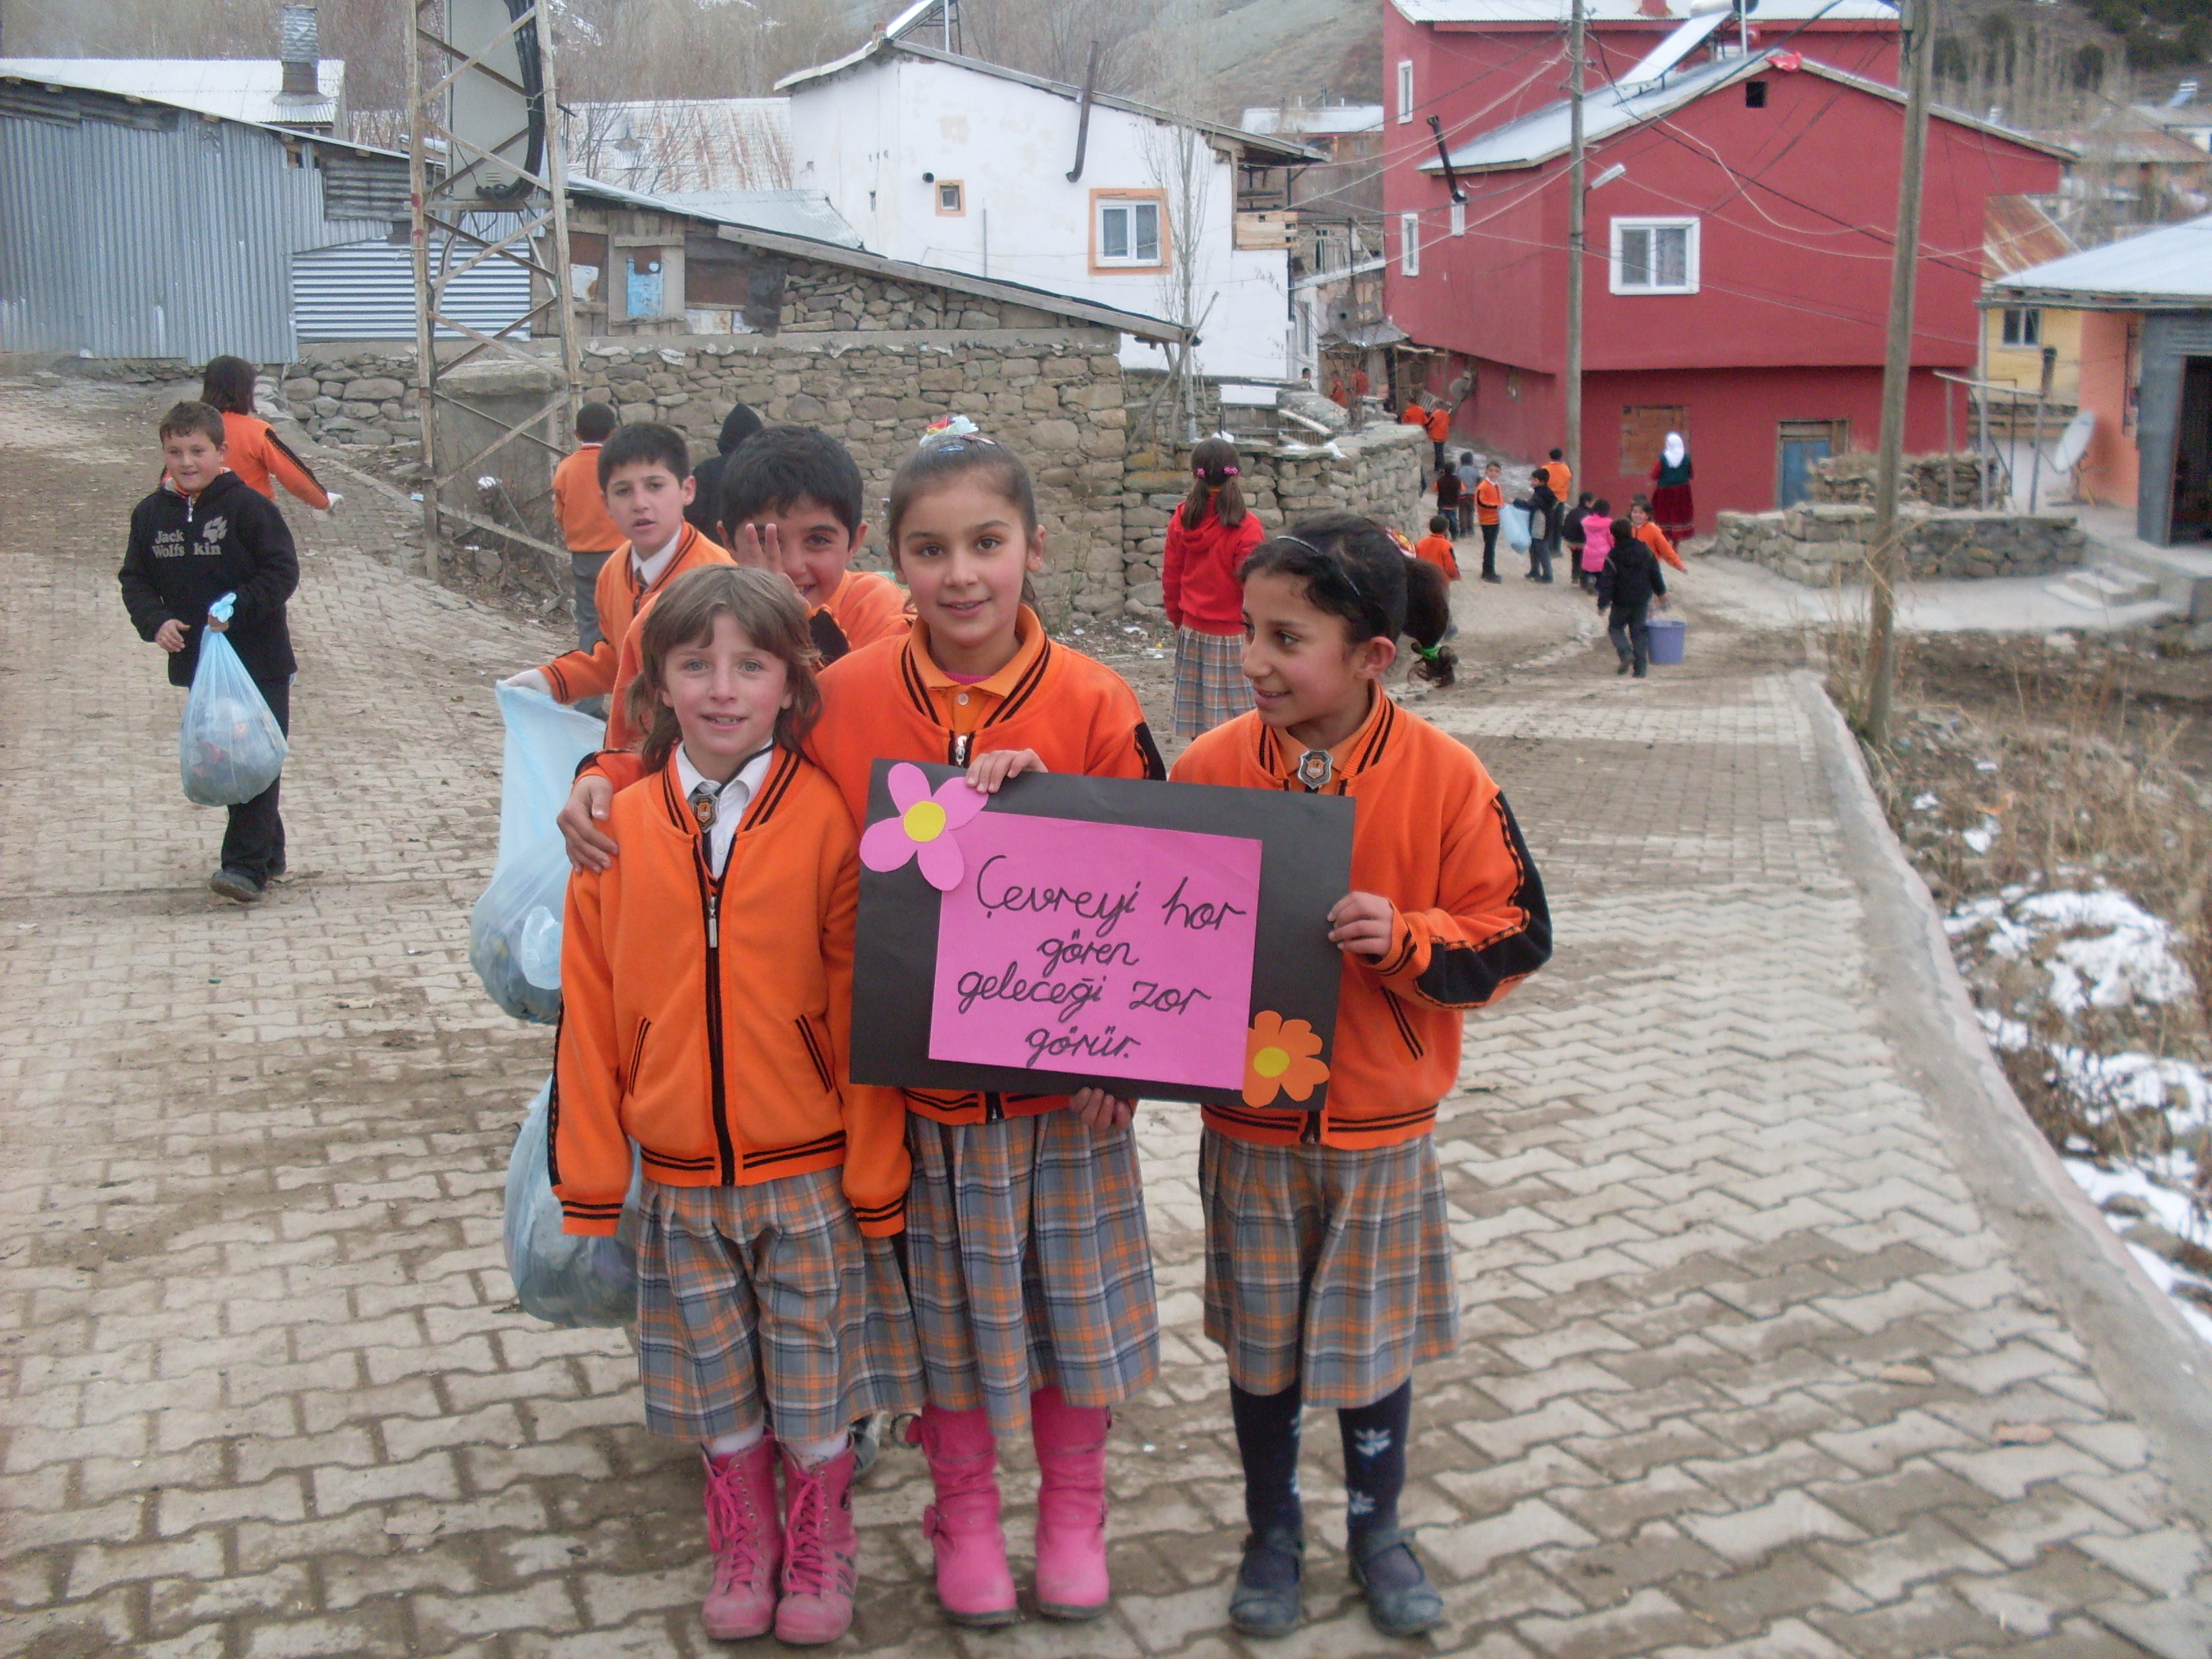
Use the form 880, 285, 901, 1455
405, 0, 581, 565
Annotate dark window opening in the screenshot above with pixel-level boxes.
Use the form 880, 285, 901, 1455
1744, 81, 1768, 108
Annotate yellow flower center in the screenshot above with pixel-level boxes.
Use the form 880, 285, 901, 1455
902, 800, 948, 842
1252, 1045, 1291, 1080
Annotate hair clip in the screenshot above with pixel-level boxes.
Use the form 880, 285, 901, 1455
1195, 464, 1240, 477
1412, 642, 1446, 663
919, 414, 998, 451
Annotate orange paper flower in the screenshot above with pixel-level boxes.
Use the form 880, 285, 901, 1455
1244, 1011, 1330, 1108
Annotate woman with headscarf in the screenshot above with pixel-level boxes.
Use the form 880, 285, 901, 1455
1650, 432, 1694, 541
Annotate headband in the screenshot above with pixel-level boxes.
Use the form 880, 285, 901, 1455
1412, 642, 1446, 663
1273, 535, 1364, 600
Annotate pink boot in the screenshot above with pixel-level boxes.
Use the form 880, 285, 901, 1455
775, 1443, 859, 1645
699, 1439, 781, 1641
910, 1404, 1019, 1626
1030, 1387, 1112, 1620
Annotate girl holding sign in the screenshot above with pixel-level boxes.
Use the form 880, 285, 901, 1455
552, 566, 920, 1645
806, 426, 1168, 1629
1170, 513, 1552, 1639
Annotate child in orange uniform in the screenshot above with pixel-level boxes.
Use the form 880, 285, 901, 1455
1170, 513, 1551, 1640
808, 428, 1163, 1629
195, 356, 333, 511
1629, 496, 1687, 571
1473, 459, 1504, 583
597, 426, 909, 750
555, 565, 918, 1646
1164, 436, 1265, 741
1413, 514, 1460, 581
501, 423, 727, 727
552, 402, 625, 651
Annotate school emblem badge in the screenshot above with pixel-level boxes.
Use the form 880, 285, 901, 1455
1294, 749, 1333, 792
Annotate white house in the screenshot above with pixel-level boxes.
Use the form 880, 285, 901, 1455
775, 14, 1317, 384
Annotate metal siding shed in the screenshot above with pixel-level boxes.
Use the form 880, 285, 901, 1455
0, 84, 390, 362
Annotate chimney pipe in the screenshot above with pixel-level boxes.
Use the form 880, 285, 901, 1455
280, 3, 319, 100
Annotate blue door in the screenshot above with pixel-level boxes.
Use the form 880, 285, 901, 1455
1779, 434, 1832, 506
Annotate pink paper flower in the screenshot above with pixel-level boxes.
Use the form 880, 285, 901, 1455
859, 762, 989, 891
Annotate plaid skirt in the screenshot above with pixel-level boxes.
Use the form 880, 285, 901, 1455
634, 1168, 923, 1444
906, 1112, 1160, 1438
1172, 626, 1252, 741
1199, 1129, 1459, 1407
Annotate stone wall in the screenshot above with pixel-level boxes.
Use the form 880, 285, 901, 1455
1808, 451, 1990, 507
282, 346, 422, 453
1711, 501, 2087, 585
1119, 422, 1431, 615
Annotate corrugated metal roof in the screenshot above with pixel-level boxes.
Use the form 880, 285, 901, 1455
1421, 52, 2073, 171
1986, 213, 2212, 308
776, 39, 1321, 164
1241, 104, 1385, 136
567, 98, 791, 194
0, 104, 390, 361
293, 239, 531, 342
1984, 194, 2074, 276
656, 189, 861, 247
0, 57, 343, 128
1390, 0, 1896, 20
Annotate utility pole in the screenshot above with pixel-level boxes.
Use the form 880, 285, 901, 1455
1860, 0, 1935, 750
1565, 0, 1586, 487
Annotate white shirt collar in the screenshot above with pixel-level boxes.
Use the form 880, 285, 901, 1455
632, 529, 684, 587
676, 742, 777, 874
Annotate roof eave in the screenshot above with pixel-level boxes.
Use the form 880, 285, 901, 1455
1983, 285, 2212, 311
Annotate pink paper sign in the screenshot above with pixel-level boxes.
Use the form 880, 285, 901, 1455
928, 812, 1263, 1090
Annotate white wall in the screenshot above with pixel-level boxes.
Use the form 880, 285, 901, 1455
787, 55, 1292, 382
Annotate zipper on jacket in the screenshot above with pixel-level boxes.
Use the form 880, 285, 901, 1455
1300, 1109, 1322, 1145
983, 1090, 1004, 1123
948, 733, 972, 766
692, 848, 739, 1184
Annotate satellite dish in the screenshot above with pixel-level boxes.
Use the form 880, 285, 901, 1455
2048, 408, 2095, 474
1617, 10, 1732, 89
447, 0, 544, 205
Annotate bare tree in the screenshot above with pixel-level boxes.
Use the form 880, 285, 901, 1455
1136, 5, 1219, 446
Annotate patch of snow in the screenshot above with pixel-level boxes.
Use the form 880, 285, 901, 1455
1948, 887, 2198, 1015
1963, 819, 1999, 853
2064, 1159, 2212, 1349
1911, 792, 1940, 813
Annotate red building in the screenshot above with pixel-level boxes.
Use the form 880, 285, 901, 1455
1382, 2, 2070, 527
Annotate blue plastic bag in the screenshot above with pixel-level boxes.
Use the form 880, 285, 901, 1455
179, 593, 289, 806
1500, 503, 1533, 552
502, 1078, 642, 1328
470, 683, 605, 1022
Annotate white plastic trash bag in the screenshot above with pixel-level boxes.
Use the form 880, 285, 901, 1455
179, 593, 289, 806
503, 1078, 641, 1328
1500, 503, 1533, 552
470, 682, 606, 1023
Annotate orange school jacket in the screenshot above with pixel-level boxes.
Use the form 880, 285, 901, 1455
1426, 405, 1452, 443
600, 565, 912, 751
806, 612, 1166, 1128
539, 523, 729, 705
1414, 534, 1460, 580
1475, 478, 1503, 527
553, 747, 908, 1237
1635, 520, 1685, 571
1170, 693, 1550, 1151
552, 445, 623, 554
1544, 461, 1572, 499
179, 413, 331, 510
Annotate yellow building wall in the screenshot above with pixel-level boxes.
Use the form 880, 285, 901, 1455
1982, 304, 2083, 403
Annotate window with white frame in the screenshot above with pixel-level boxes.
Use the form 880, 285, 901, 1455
1610, 216, 1698, 293
1397, 60, 1414, 122
1450, 199, 1466, 237
1399, 211, 1420, 276
1093, 194, 1165, 268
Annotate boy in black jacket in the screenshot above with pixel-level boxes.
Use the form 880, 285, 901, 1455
119, 401, 300, 903
1595, 514, 1666, 678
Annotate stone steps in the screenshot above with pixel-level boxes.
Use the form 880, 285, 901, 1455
2049, 565, 2167, 608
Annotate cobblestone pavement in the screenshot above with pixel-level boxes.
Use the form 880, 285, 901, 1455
3, 380, 2207, 1659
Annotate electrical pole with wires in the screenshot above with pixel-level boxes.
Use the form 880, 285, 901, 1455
1565, 0, 1586, 487
1860, 0, 1934, 749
